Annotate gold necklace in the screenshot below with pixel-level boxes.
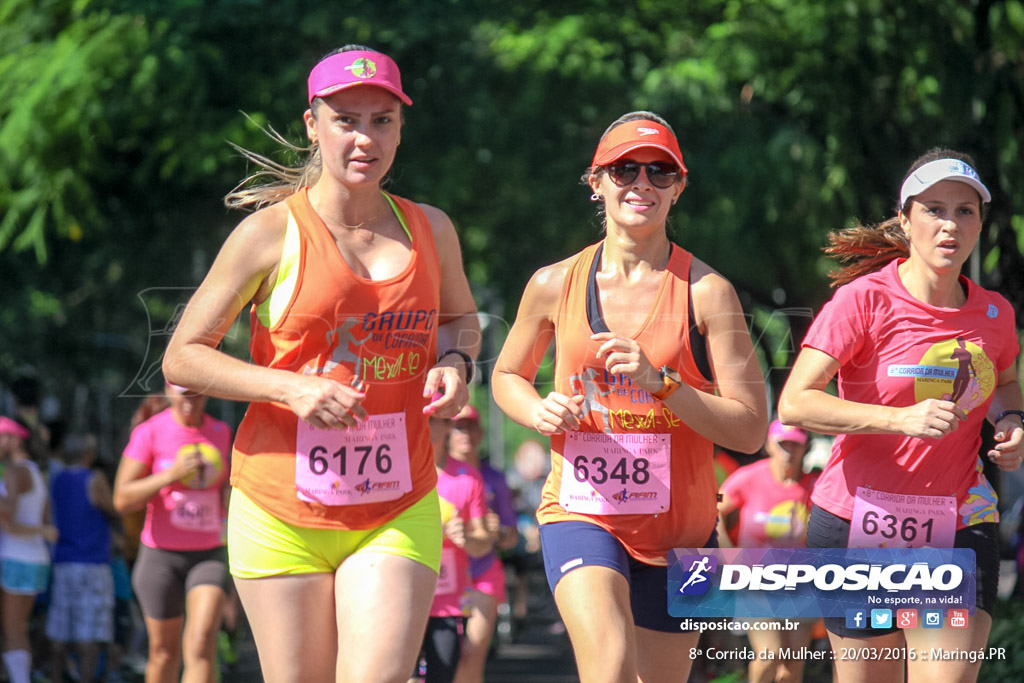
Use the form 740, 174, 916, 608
333, 200, 391, 230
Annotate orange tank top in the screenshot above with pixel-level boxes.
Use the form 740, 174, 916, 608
536, 242, 718, 564
230, 188, 441, 529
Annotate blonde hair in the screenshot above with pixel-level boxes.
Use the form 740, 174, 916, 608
223, 125, 322, 212
223, 44, 383, 212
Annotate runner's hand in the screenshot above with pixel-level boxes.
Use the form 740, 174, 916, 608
285, 375, 368, 430
988, 416, 1024, 471
532, 392, 585, 435
40, 524, 59, 544
894, 399, 965, 438
170, 447, 205, 482
444, 516, 467, 548
484, 511, 501, 537
590, 333, 660, 394
422, 364, 468, 418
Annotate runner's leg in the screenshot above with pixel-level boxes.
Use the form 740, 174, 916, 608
905, 610, 991, 683
453, 588, 497, 683
634, 627, 700, 683
553, 565, 637, 683
234, 574, 337, 683
335, 552, 437, 683
827, 630, 905, 683
142, 615, 184, 683
181, 584, 225, 683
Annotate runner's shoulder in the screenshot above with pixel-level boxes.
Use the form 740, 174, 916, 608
520, 257, 576, 316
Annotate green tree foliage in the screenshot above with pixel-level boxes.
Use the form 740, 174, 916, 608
2, 0, 1023, 421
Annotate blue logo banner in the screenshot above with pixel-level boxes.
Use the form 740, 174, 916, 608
667, 548, 975, 618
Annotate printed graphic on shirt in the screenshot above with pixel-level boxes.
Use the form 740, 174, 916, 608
179, 442, 225, 490
301, 310, 437, 382
567, 368, 683, 433
439, 497, 457, 526
887, 337, 995, 415
755, 500, 810, 541
960, 460, 999, 526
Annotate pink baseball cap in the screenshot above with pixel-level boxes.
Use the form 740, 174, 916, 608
592, 119, 687, 174
307, 50, 412, 106
768, 419, 807, 445
0, 416, 30, 440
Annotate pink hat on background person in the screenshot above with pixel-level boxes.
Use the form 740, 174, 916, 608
0, 416, 30, 440
307, 50, 413, 106
453, 404, 480, 424
768, 419, 807, 445
592, 119, 688, 175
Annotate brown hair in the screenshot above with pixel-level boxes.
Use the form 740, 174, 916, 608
825, 147, 982, 286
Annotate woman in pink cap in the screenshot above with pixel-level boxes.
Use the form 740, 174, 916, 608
0, 416, 58, 683
163, 44, 479, 682
113, 383, 231, 683
492, 111, 767, 683
445, 405, 516, 683
779, 148, 1023, 682
717, 419, 818, 683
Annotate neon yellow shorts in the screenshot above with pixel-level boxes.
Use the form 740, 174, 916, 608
227, 487, 442, 579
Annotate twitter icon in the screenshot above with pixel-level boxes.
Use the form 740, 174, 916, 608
870, 609, 893, 629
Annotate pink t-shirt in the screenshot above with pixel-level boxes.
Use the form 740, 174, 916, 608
431, 459, 488, 618
719, 459, 818, 547
802, 259, 1018, 526
123, 409, 232, 551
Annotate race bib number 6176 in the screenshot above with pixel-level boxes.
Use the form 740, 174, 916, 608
295, 412, 412, 506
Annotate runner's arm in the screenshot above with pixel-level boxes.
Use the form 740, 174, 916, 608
421, 204, 481, 417
492, 261, 585, 435
986, 366, 1023, 471
163, 206, 367, 429
112, 457, 182, 514
778, 347, 966, 438
653, 267, 767, 452
463, 515, 493, 558
88, 470, 120, 521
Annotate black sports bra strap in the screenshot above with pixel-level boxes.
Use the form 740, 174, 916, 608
585, 243, 713, 383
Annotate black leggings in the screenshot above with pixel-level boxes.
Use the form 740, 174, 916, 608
131, 544, 228, 620
417, 616, 465, 683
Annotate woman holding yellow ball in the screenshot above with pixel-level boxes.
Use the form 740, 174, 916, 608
114, 382, 232, 683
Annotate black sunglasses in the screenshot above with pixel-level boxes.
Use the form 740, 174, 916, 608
605, 160, 681, 189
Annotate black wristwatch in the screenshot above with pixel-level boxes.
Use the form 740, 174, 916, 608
439, 348, 474, 384
994, 409, 1024, 426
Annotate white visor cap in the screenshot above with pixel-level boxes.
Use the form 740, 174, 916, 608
900, 158, 991, 208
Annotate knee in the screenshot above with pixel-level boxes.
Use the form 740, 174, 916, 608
749, 656, 776, 674
182, 626, 219, 661
147, 646, 180, 671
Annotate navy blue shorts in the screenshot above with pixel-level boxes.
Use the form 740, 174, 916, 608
539, 521, 717, 633
806, 504, 999, 638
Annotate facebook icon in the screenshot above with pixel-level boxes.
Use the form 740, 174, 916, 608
845, 609, 867, 630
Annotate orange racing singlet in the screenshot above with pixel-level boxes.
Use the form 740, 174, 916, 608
230, 188, 441, 530
537, 242, 718, 564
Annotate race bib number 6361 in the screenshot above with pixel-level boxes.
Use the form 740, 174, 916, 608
295, 412, 412, 506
